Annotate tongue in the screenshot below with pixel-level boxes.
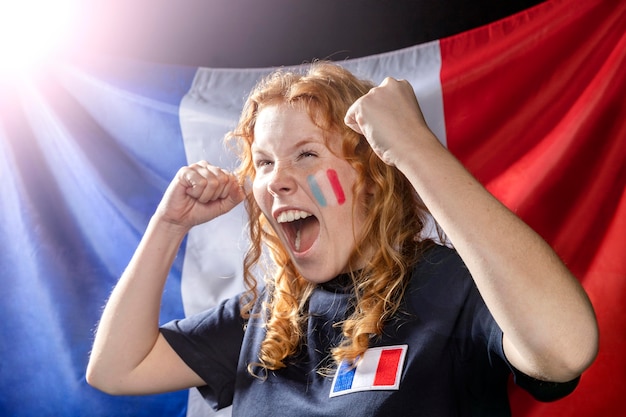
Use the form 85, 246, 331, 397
295, 228, 302, 252
292, 217, 318, 253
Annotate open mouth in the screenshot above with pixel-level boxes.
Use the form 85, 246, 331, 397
276, 210, 320, 253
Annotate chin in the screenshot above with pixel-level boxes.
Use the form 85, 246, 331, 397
294, 264, 339, 284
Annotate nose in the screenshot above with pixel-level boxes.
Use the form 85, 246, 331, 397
267, 162, 297, 197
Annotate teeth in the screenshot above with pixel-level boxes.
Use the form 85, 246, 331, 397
295, 228, 301, 251
276, 210, 312, 223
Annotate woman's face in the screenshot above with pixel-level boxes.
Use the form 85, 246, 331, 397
251, 103, 368, 283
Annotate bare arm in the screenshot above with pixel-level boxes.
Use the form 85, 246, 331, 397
86, 162, 245, 395
345, 78, 598, 382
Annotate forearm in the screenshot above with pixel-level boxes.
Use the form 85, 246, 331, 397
396, 135, 598, 381
86, 215, 188, 388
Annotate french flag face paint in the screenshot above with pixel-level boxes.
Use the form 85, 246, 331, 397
330, 345, 408, 397
307, 168, 346, 207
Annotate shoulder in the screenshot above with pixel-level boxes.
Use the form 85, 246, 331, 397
403, 244, 478, 320
415, 244, 465, 270
161, 294, 245, 338
411, 244, 471, 290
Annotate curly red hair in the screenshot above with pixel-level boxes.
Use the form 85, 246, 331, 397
226, 61, 437, 375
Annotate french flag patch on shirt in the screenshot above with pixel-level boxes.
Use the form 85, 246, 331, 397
330, 345, 408, 397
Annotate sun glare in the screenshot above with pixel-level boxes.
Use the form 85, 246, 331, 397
0, 0, 78, 79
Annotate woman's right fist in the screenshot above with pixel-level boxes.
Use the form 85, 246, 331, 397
156, 161, 245, 229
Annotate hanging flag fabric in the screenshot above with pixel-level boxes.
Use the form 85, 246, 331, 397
439, 1, 626, 413
0, 0, 623, 416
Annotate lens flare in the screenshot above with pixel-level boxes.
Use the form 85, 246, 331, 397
0, 0, 78, 78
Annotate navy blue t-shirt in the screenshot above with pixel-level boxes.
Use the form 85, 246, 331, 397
161, 245, 578, 416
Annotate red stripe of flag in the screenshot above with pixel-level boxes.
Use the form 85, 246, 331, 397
326, 169, 346, 205
439, 0, 626, 416
372, 348, 403, 386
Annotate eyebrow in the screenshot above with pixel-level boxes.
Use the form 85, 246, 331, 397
252, 137, 323, 154
291, 138, 321, 149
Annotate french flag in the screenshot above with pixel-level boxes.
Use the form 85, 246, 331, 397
330, 345, 408, 397
0, 0, 623, 416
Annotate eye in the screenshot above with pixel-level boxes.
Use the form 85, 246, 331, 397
297, 150, 317, 160
252, 152, 273, 168
254, 159, 273, 168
